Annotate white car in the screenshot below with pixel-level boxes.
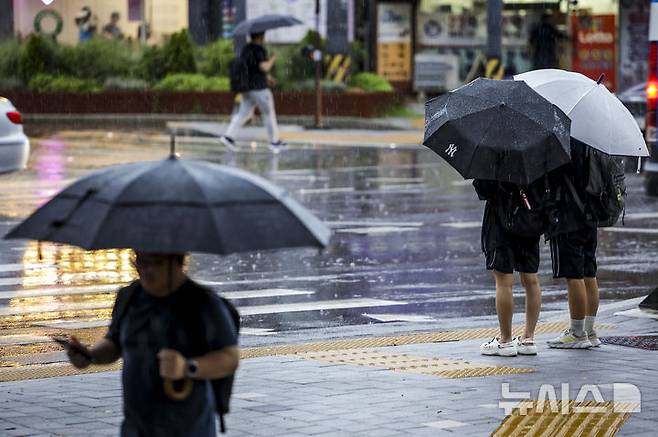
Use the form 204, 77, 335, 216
0, 97, 30, 173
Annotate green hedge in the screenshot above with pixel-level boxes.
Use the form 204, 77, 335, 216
55, 38, 136, 80
19, 34, 57, 81
163, 30, 196, 74
197, 38, 233, 77
285, 79, 347, 92
28, 73, 100, 92
348, 72, 394, 92
0, 39, 21, 79
153, 73, 229, 91
0, 32, 388, 94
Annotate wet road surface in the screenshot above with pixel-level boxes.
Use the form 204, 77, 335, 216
0, 130, 657, 348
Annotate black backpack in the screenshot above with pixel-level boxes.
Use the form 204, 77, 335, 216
229, 56, 249, 93
563, 146, 626, 227
494, 179, 549, 238
112, 281, 240, 434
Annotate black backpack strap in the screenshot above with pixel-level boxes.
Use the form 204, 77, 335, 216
563, 174, 586, 213
113, 281, 140, 322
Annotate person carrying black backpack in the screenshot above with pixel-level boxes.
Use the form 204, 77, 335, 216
474, 178, 548, 357
64, 252, 240, 437
545, 138, 623, 349
221, 31, 286, 153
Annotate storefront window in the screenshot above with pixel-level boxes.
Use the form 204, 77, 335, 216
417, 0, 534, 80
416, 0, 617, 83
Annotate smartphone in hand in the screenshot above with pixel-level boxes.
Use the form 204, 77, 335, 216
51, 336, 93, 361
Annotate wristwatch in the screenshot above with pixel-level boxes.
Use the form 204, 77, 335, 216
185, 359, 199, 378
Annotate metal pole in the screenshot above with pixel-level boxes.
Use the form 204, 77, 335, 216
486, 0, 502, 60
314, 0, 323, 128
140, 0, 147, 45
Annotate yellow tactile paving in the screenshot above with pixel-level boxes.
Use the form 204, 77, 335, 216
239, 322, 615, 359
0, 362, 122, 382
0, 322, 615, 381
492, 400, 636, 437
292, 349, 535, 378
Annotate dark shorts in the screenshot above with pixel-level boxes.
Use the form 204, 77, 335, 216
485, 235, 541, 274
549, 227, 597, 279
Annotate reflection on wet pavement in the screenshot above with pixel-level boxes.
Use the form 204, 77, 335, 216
0, 130, 657, 350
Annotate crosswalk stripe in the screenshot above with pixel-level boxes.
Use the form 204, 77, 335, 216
238, 298, 406, 316
602, 227, 658, 234
441, 221, 481, 229
622, 212, 658, 220
0, 286, 314, 301
0, 263, 57, 273
326, 221, 423, 228
1, 297, 405, 318
336, 226, 419, 235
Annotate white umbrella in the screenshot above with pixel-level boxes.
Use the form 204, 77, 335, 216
514, 69, 648, 157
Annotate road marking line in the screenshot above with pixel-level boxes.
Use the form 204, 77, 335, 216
335, 226, 419, 235
298, 187, 355, 194
450, 179, 474, 187
362, 313, 435, 323
0, 263, 56, 273
326, 221, 423, 228
1, 297, 403, 318
602, 227, 658, 234
241, 328, 278, 336
0, 287, 315, 301
238, 298, 406, 316
622, 212, 658, 220
440, 221, 481, 229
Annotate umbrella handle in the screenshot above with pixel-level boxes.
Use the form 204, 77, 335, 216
163, 377, 193, 400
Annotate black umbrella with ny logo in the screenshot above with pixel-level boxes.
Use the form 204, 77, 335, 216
423, 78, 572, 185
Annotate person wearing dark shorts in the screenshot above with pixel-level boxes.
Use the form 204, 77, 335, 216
549, 226, 597, 280
546, 140, 600, 349
475, 180, 543, 357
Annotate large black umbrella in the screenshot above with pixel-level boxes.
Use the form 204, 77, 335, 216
423, 78, 572, 185
5, 157, 330, 253
233, 14, 303, 36
5, 155, 330, 403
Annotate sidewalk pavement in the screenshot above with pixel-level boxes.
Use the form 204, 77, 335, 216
24, 114, 425, 137
166, 121, 424, 149
1, 298, 656, 436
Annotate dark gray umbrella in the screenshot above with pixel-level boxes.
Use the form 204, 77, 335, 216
423, 78, 572, 185
233, 14, 303, 36
5, 157, 330, 254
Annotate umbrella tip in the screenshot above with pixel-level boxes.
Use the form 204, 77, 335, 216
596, 73, 605, 85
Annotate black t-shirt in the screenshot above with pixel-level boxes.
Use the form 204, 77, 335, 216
241, 42, 268, 90
105, 280, 238, 437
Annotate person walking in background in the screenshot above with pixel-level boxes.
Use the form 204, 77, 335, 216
221, 31, 286, 153
528, 13, 565, 70
102, 12, 124, 40
474, 179, 546, 357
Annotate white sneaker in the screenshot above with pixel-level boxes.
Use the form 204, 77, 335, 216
220, 136, 239, 152
480, 337, 517, 357
513, 336, 538, 355
588, 331, 602, 347
546, 329, 592, 349
269, 140, 287, 154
